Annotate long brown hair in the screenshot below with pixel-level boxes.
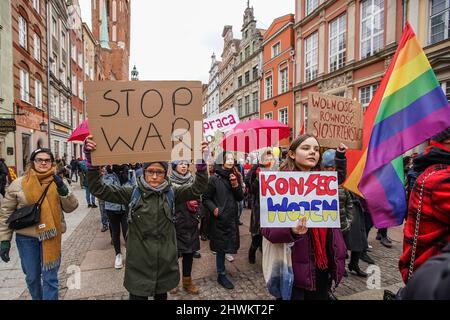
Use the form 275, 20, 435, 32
280, 134, 321, 171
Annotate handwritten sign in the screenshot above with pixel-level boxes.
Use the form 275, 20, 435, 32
85, 81, 203, 165
307, 93, 363, 150
259, 171, 340, 228
203, 108, 240, 139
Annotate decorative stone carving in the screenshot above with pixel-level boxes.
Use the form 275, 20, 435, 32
319, 71, 353, 91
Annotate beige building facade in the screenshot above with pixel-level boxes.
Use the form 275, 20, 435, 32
219, 26, 240, 114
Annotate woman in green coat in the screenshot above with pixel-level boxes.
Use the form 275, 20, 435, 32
84, 136, 209, 300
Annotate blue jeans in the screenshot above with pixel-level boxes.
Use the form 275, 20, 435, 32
99, 202, 109, 227
85, 187, 96, 205
216, 253, 226, 275
15, 234, 59, 300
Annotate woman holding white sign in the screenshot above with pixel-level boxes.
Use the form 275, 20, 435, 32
261, 134, 347, 300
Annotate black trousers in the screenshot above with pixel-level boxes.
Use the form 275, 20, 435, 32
106, 210, 128, 255
251, 234, 262, 250
291, 270, 330, 300
182, 253, 194, 277
129, 293, 168, 300
377, 228, 388, 238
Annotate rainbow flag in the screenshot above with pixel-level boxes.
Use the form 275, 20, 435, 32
344, 23, 450, 228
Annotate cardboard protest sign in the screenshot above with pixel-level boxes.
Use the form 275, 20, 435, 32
259, 171, 340, 228
85, 81, 203, 165
307, 93, 363, 150
203, 108, 240, 139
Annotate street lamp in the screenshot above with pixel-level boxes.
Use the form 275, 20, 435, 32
131, 65, 139, 81
39, 110, 48, 132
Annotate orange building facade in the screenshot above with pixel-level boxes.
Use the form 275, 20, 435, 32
260, 14, 295, 148
293, 0, 404, 137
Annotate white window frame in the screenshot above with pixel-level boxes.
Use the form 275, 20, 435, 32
360, 0, 385, 59
265, 75, 273, 100
429, 0, 450, 44
33, 0, 40, 14
279, 66, 289, 94
72, 75, 77, 95
252, 92, 258, 113
33, 33, 41, 62
359, 83, 379, 112
264, 112, 273, 119
71, 44, 77, 61
244, 95, 250, 115
78, 52, 83, 69
303, 103, 308, 130
78, 80, 83, 100
61, 31, 66, 50
20, 69, 30, 103
271, 42, 281, 58
329, 14, 347, 72
19, 16, 27, 49
306, 0, 319, 16
305, 32, 318, 82
35, 79, 42, 109
52, 17, 57, 37
278, 107, 288, 125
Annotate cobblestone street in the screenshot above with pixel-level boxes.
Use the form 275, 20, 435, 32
1, 184, 404, 301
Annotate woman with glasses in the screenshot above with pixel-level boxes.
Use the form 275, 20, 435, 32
84, 136, 209, 300
0, 148, 79, 300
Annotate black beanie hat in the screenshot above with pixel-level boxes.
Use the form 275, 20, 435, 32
30, 148, 55, 163
142, 162, 169, 176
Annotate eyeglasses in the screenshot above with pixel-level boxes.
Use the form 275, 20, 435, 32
144, 170, 166, 177
34, 158, 52, 164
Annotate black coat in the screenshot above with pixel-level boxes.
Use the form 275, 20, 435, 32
344, 194, 368, 252
202, 173, 244, 254
174, 201, 201, 254
246, 165, 261, 235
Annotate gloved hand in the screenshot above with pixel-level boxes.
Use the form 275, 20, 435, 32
0, 241, 11, 263
53, 175, 68, 196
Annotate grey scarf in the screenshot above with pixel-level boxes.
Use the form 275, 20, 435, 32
139, 175, 169, 193
170, 170, 194, 187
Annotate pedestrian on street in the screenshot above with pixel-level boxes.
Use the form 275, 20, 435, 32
321, 147, 368, 279
79, 158, 97, 208
261, 134, 347, 300
202, 151, 244, 290
199, 161, 216, 242
98, 166, 109, 233
169, 160, 202, 295
70, 158, 79, 183
84, 135, 209, 300
0, 148, 79, 300
399, 128, 450, 283
0, 158, 9, 197
103, 165, 131, 269
245, 148, 275, 265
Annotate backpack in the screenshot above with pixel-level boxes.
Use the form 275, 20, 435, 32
127, 186, 175, 224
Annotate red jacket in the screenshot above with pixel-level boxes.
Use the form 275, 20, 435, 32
399, 155, 450, 283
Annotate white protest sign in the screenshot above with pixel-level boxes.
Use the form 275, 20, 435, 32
203, 108, 240, 139
259, 171, 340, 228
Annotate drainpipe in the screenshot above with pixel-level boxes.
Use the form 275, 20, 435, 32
46, 0, 52, 149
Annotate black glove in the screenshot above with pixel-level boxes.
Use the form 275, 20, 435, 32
0, 241, 11, 263
53, 175, 68, 196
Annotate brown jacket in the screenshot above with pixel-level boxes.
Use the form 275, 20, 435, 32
0, 176, 79, 241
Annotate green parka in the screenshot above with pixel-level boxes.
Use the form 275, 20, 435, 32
87, 167, 208, 297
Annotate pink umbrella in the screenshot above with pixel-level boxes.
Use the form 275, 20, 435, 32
220, 119, 290, 153
68, 119, 89, 142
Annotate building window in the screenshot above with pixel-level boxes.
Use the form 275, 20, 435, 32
19, 16, 27, 49
243, 46, 250, 60
279, 108, 288, 125
306, 0, 319, 16
72, 75, 77, 95
279, 67, 289, 94
112, 25, 117, 42
253, 66, 258, 80
264, 112, 273, 119
85, 61, 90, 76
61, 63, 66, 85
35, 79, 42, 109
71, 44, 77, 61
359, 83, 379, 112
245, 95, 250, 115
20, 69, 30, 103
245, 71, 250, 84
303, 103, 308, 130
61, 31, 66, 50
265, 76, 273, 99
238, 76, 243, 88
78, 80, 83, 100
52, 17, 57, 37
33, 0, 40, 13
360, 0, 384, 59
54, 141, 60, 159
252, 92, 258, 113
272, 42, 281, 58
33, 33, 41, 62
305, 32, 318, 82
329, 14, 346, 72
238, 99, 243, 117
73, 109, 78, 128
78, 52, 83, 69
441, 81, 450, 100
429, 0, 450, 44
112, 0, 117, 22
